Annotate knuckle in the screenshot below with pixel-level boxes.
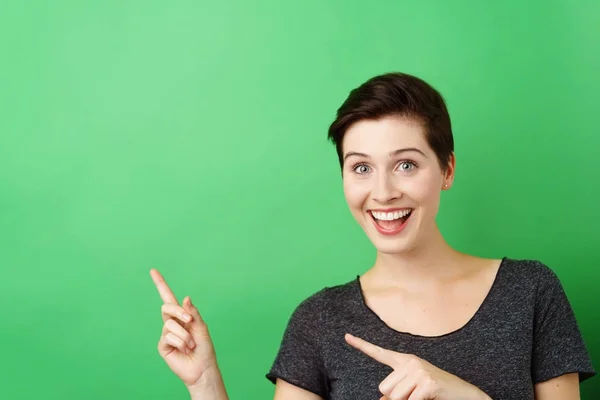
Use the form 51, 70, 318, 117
195, 318, 209, 331
181, 329, 192, 342
407, 355, 421, 368
378, 377, 395, 396
415, 364, 426, 375
166, 333, 183, 347
380, 388, 392, 397
422, 375, 437, 391
165, 318, 179, 330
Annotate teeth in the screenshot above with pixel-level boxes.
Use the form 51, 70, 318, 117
371, 209, 412, 221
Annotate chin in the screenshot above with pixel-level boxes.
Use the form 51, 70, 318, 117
371, 238, 417, 255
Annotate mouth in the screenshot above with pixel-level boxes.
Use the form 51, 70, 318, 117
368, 208, 414, 235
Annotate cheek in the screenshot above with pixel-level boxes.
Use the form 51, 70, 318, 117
403, 175, 441, 204
343, 179, 368, 210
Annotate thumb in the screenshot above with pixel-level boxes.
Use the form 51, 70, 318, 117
183, 296, 208, 334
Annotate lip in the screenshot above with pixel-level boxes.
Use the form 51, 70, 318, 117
368, 207, 413, 212
368, 209, 413, 236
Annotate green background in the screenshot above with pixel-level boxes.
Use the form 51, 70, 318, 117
1, 0, 598, 398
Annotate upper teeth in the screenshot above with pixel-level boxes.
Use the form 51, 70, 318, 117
371, 209, 412, 221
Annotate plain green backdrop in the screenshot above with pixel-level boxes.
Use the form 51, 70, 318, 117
1, 0, 598, 398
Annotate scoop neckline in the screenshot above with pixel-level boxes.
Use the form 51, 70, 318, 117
355, 256, 508, 340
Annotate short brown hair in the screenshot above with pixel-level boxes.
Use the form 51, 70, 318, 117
327, 72, 454, 172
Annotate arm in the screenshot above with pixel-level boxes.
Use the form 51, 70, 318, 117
530, 263, 595, 398
273, 378, 324, 400
267, 291, 330, 399
188, 368, 229, 400
534, 373, 581, 400
190, 377, 322, 400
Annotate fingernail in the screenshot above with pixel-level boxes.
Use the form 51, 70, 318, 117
189, 340, 195, 348
183, 313, 192, 322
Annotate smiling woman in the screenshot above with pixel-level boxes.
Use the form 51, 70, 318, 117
151, 72, 596, 400
267, 73, 596, 399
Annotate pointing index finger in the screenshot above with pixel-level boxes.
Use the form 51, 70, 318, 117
150, 268, 179, 305
345, 333, 396, 367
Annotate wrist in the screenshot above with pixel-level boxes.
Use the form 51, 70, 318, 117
187, 367, 229, 400
462, 382, 491, 400
472, 386, 492, 400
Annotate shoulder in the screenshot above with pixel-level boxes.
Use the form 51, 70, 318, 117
499, 257, 574, 314
288, 278, 358, 321
500, 257, 563, 289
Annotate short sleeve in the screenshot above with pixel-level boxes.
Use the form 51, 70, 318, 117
531, 263, 596, 383
266, 290, 329, 398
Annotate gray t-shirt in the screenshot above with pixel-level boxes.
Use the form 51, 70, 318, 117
266, 258, 595, 399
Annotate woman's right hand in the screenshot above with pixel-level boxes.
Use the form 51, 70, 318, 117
150, 268, 222, 392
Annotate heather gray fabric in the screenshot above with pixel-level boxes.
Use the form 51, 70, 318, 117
266, 257, 595, 399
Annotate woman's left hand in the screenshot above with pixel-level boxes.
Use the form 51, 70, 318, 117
345, 334, 492, 400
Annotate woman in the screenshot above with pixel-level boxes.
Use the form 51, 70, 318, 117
150, 72, 595, 399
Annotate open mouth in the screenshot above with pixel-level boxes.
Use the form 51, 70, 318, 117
369, 208, 413, 234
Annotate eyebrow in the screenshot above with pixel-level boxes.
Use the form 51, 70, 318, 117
343, 147, 427, 163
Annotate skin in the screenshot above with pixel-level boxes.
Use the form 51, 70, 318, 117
150, 269, 229, 399
341, 116, 499, 339
150, 115, 581, 399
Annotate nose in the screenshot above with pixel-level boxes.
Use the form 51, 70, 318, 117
372, 171, 401, 203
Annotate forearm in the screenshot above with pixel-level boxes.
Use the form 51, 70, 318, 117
188, 368, 229, 400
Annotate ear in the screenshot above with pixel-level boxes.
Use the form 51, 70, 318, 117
442, 152, 456, 190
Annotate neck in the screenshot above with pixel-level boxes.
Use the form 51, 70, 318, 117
368, 223, 468, 286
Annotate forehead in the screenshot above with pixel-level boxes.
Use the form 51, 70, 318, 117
342, 116, 429, 156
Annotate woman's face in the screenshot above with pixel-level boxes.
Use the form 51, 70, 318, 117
342, 115, 454, 255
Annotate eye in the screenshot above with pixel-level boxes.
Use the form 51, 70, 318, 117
398, 161, 417, 172
353, 164, 371, 174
